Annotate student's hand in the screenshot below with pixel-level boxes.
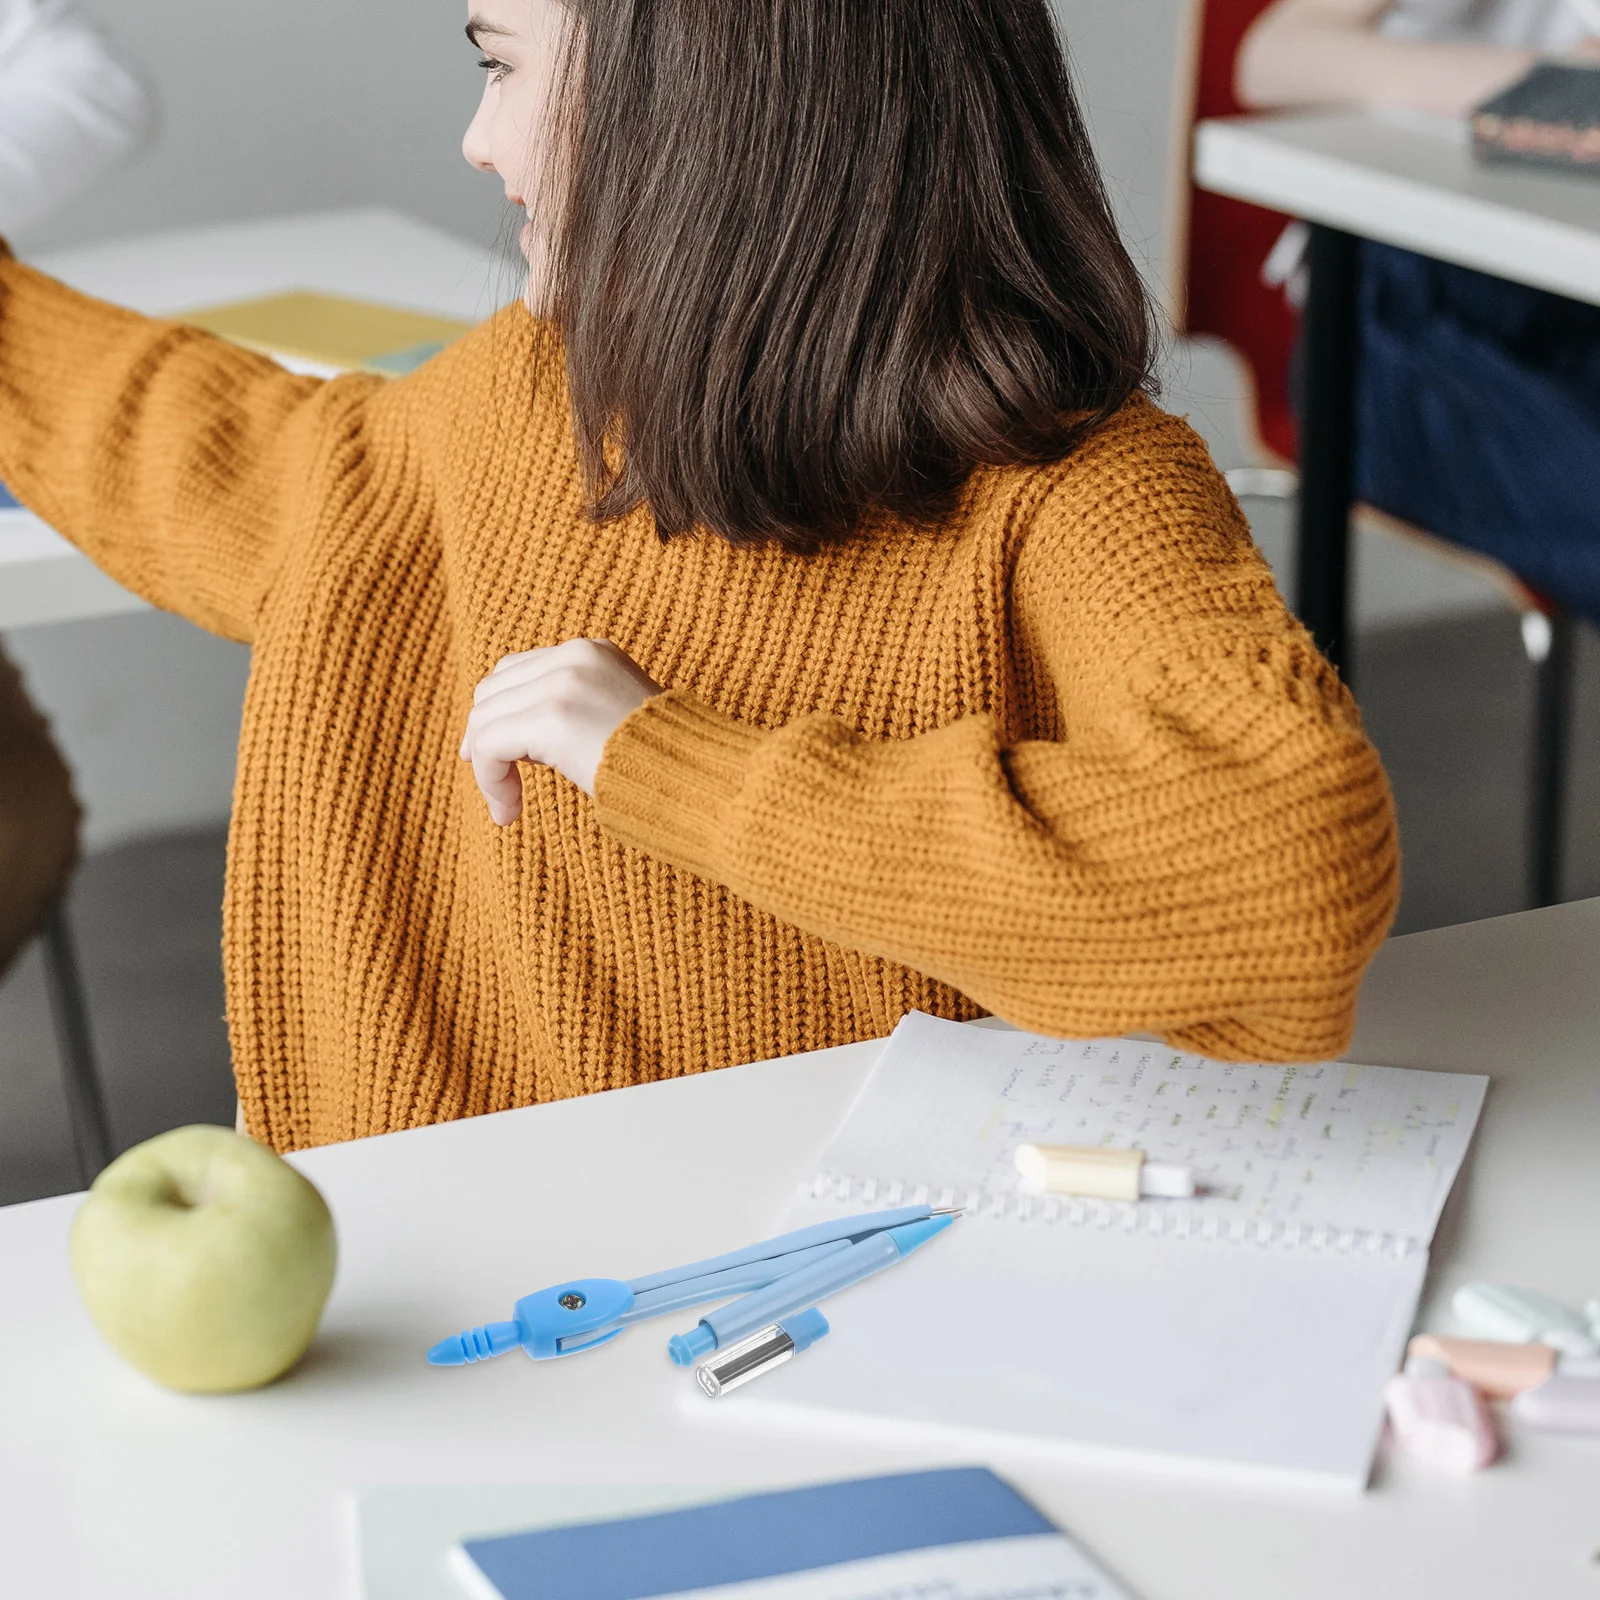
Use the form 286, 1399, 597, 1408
460, 639, 661, 822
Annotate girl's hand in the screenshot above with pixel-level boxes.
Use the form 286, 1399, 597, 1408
460, 639, 661, 823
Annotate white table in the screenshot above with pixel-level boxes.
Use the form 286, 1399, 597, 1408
1193, 110, 1600, 677
1194, 111, 1600, 311
4, 899, 1600, 1599
0, 208, 501, 632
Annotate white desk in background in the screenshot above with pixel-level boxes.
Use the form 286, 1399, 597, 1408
3, 898, 1600, 1600
1192, 109, 1600, 671
1195, 111, 1600, 310
0, 207, 504, 632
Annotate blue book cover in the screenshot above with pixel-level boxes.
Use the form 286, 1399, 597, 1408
451, 1466, 1133, 1600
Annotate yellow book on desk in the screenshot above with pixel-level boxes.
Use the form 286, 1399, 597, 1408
181, 290, 476, 377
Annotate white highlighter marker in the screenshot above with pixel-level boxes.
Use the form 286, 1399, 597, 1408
1014, 1143, 1194, 1203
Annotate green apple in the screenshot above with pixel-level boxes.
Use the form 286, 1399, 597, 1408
70, 1124, 337, 1393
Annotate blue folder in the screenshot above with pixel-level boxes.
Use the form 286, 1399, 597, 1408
457, 1467, 1059, 1600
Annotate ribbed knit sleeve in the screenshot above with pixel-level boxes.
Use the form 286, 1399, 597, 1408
0, 252, 377, 642
596, 414, 1399, 1064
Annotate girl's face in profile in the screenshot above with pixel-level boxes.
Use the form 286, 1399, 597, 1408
461, 0, 570, 312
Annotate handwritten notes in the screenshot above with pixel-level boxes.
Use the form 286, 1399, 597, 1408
813, 1014, 1487, 1242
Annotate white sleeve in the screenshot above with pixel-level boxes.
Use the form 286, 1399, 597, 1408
0, 0, 155, 237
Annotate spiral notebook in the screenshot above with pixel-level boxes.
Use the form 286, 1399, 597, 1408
729, 1013, 1487, 1491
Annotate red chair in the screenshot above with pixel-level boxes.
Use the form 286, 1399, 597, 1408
1173, 0, 1575, 907
1176, 0, 1299, 466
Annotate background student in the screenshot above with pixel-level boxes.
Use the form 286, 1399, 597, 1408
1237, 0, 1600, 625
0, 0, 1398, 1153
0, 0, 151, 982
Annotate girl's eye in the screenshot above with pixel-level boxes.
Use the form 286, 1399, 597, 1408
477, 56, 512, 85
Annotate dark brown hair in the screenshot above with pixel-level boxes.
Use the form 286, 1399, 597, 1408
547, 0, 1155, 551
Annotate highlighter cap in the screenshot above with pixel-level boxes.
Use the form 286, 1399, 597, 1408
1383, 1363, 1499, 1473
1451, 1282, 1596, 1354
1510, 1371, 1600, 1434
1015, 1144, 1142, 1202
1407, 1333, 1555, 1399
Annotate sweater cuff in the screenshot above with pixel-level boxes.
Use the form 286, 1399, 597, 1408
593, 689, 769, 878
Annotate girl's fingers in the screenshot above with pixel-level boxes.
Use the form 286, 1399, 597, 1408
475, 639, 617, 703
466, 718, 536, 825
469, 676, 572, 726
459, 642, 642, 816
461, 683, 566, 759
465, 706, 564, 825
474, 650, 564, 703
468, 746, 524, 825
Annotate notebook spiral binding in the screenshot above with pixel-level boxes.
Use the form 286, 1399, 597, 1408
808, 1171, 1421, 1259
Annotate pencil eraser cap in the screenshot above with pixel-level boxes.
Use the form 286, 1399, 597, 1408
779, 1307, 830, 1354
1139, 1161, 1195, 1199
1408, 1333, 1555, 1399
669, 1324, 717, 1367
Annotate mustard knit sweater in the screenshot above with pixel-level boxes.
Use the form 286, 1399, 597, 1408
0, 256, 1398, 1152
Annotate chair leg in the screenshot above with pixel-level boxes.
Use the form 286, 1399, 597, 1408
40, 903, 113, 1185
1529, 608, 1576, 910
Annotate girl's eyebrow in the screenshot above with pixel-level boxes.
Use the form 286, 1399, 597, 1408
464, 15, 516, 49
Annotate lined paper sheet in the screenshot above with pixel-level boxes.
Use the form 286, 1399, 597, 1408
709, 1014, 1488, 1489
740, 1217, 1426, 1488
811, 1013, 1487, 1242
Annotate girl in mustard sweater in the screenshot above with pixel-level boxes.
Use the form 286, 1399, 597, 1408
0, 0, 1398, 1152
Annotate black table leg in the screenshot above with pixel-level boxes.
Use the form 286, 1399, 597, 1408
1296, 225, 1361, 684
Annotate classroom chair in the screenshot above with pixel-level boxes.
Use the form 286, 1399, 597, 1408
43, 907, 114, 1185
1173, 0, 1578, 909
0, 645, 113, 1185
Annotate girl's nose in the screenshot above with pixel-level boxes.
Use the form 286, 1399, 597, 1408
462, 94, 497, 174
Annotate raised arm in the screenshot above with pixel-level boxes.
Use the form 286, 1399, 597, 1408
1236, 0, 1543, 116
0, 253, 379, 641
595, 409, 1399, 1064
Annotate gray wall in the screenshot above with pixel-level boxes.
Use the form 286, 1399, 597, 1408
16, 0, 503, 256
